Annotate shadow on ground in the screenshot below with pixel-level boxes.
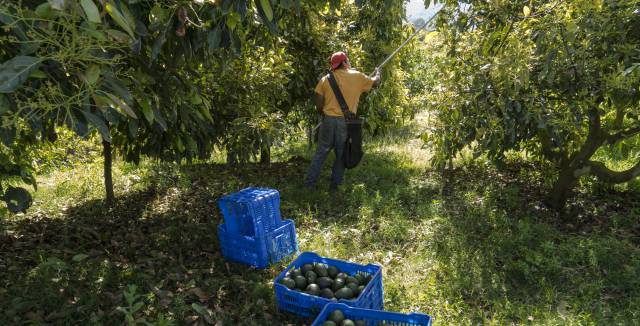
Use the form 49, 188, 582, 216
1, 150, 639, 325
424, 162, 640, 323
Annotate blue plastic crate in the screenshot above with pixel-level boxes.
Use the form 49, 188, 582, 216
218, 187, 281, 237
274, 252, 384, 318
218, 219, 298, 269
311, 303, 432, 326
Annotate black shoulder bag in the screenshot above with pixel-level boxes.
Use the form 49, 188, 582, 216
327, 71, 364, 169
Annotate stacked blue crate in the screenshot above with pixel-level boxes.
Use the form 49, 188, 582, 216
217, 187, 298, 268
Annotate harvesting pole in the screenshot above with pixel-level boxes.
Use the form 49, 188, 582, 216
370, 11, 440, 76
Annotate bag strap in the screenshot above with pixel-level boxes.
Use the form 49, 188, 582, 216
327, 71, 355, 119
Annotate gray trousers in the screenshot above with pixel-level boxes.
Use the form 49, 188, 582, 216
305, 116, 347, 187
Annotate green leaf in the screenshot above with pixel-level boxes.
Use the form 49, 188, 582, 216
35, 3, 55, 18
190, 93, 203, 105
523, 6, 531, 17
208, 27, 222, 51
106, 1, 135, 38
176, 137, 185, 153
29, 69, 47, 79
106, 29, 131, 43
119, 2, 137, 31
131, 301, 144, 313
128, 119, 139, 139
226, 12, 241, 31
81, 0, 102, 24
69, 110, 89, 137
72, 254, 89, 262
260, 0, 274, 22
104, 92, 137, 119
280, 0, 292, 10
2, 186, 32, 213
48, 0, 65, 11
200, 106, 213, 122
84, 65, 101, 85
82, 110, 112, 142
152, 30, 167, 60
153, 107, 167, 131
0, 56, 42, 93
84, 27, 107, 41
0, 94, 9, 115
191, 303, 208, 316
0, 125, 16, 146
104, 76, 133, 105
92, 93, 111, 108
138, 98, 154, 123
623, 64, 639, 76
186, 136, 197, 153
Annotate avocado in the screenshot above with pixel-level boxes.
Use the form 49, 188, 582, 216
294, 275, 307, 289
341, 319, 355, 326
328, 310, 345, 324
305, 283, 320, 296
346, 276, 359, 285
320, 288, 334, 299
332, 278, 345, 291
356, 285, 365, 296
336, 272, 348, 280
335, 287, 354, 300
314, 264, 329, 277
322, 321, 337, 326
290, 268, 302, 278
328, 265, 340, 278
346, 282, 359, 293
317, 277, 333, 289
354, 274, 365, 285
306, 270, 318, 283
302, 263, 314, 274
279, 277, 296, 289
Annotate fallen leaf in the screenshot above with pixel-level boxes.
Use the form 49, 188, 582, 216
187, 287, 209, 302
72, 254, 89, 262
25, 311, 43, 321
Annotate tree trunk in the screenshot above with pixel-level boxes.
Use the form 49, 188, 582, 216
103, 140, 115, 205
260, 145, 271, 165
226, 151, 237, 166
548, 168, 579, 211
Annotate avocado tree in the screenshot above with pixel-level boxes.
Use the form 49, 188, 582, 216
0, 0, 309, 208
427, 0, 640, 210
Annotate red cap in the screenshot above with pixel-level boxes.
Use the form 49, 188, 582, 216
331, 52, 348, 70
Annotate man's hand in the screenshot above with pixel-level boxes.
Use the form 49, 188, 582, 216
372, 68, 381, 88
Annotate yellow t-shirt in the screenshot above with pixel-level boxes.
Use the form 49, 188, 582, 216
314, 68, 375, 117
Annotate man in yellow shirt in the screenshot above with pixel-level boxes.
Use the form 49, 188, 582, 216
304, 51, 381, 191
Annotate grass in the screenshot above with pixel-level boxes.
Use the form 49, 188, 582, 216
1, 115, 639, 325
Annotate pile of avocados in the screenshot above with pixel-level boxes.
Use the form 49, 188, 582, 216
321, 310, 366, 326
278, 262, 373, 301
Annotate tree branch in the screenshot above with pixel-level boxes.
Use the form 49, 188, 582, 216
587, 159, 640, 184
605, 126, 640, 146
613, 106, 625, 129
538, 129, 562, 163
570, 99, 604, 165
